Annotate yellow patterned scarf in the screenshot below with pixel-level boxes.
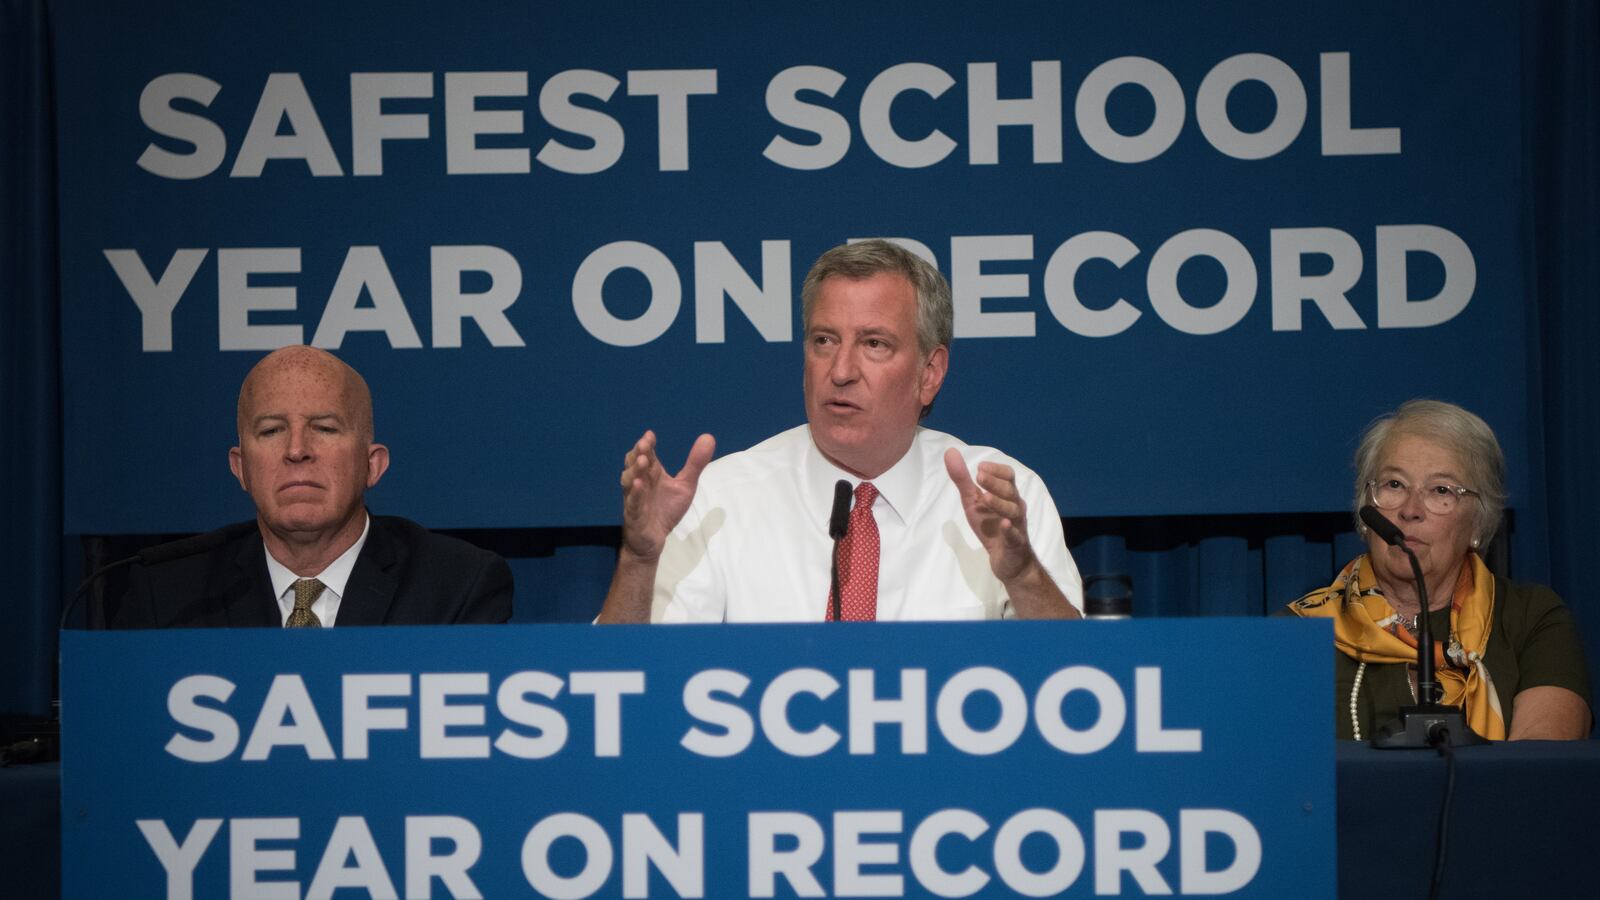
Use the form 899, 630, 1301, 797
1289, 553, 1503, 740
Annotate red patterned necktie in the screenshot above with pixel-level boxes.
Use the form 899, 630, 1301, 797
826, 482, 880, 621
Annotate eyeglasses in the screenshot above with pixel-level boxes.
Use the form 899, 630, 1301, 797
1366, 478, 1480, 516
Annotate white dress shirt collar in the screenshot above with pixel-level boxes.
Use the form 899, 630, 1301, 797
801, 426, 922, 527
264, 512, 371, 627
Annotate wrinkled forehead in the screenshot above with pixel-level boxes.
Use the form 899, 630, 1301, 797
808, 273, 919, 326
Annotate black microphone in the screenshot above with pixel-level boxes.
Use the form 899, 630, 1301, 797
1358, 505, 1486, 749
829, 481, 851, 540
59, 521, 258, 629
828, 480, 851, 621
1358, 504, 1405, 547
1359, 504, 1439, 704
45, 520, 262, 766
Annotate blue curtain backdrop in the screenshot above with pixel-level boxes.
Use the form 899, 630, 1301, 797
1, 0, 62, 720
1524, 0, 1600, 722
3, 0, 1597, 723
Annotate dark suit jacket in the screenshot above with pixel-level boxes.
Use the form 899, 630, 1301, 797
111, 515, 513, 628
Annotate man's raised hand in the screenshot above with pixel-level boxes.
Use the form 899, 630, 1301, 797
620, 430, 716, 561
943, 447, 1035, 582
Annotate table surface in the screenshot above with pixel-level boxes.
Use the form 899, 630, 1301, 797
1336, 740, 1600, 898
0, 761, 62, 900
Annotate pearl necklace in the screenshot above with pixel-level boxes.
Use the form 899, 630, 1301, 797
1350, 608, 1427, 740
1349, 662, 1367, 740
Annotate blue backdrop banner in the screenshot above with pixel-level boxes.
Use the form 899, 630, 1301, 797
62, 619, 1333, 898
53, 0, 1527, 531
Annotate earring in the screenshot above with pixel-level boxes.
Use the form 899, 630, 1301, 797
1471, 537, 1481, 549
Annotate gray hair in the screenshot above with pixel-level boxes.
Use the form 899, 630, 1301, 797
1352, 399, 1508, 548
801, 239, 954, 358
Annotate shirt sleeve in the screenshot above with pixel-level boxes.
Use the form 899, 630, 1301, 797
1505, 581, 1593, 706
652, 493, 727, 623
1018, 463, 1085, 615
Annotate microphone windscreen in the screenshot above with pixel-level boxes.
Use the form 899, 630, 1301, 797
1358, 505, 1406, 547
829, 480, 852, 540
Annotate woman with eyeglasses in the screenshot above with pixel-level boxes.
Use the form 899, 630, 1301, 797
1287, 400, 1591, 740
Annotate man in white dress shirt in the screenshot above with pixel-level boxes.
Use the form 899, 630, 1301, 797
596, 240, 1082, 623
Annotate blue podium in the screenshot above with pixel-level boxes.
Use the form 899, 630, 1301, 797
61, 620, 1333, 898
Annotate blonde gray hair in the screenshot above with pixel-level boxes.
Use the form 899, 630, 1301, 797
1352, 399, 1507, 548
801, 239, 953, 357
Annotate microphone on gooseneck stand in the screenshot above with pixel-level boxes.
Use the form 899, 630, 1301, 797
1356, 503, 1407, 547
41, 521, 263, 767
58, 520, 259, 629
1359, 505, 1486, 749
828, 480, 851, 622
1358, 506, 1439, 704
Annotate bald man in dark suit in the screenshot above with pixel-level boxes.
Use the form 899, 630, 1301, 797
112, 346, 511, 628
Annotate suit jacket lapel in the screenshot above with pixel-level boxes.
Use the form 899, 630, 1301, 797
338, 518, 402, 626
227, 534, 282, 627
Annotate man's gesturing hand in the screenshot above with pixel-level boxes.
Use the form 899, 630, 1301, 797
621, 430, 716, 561
942, 448, 1077, 619
943, 447, 1036, 582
